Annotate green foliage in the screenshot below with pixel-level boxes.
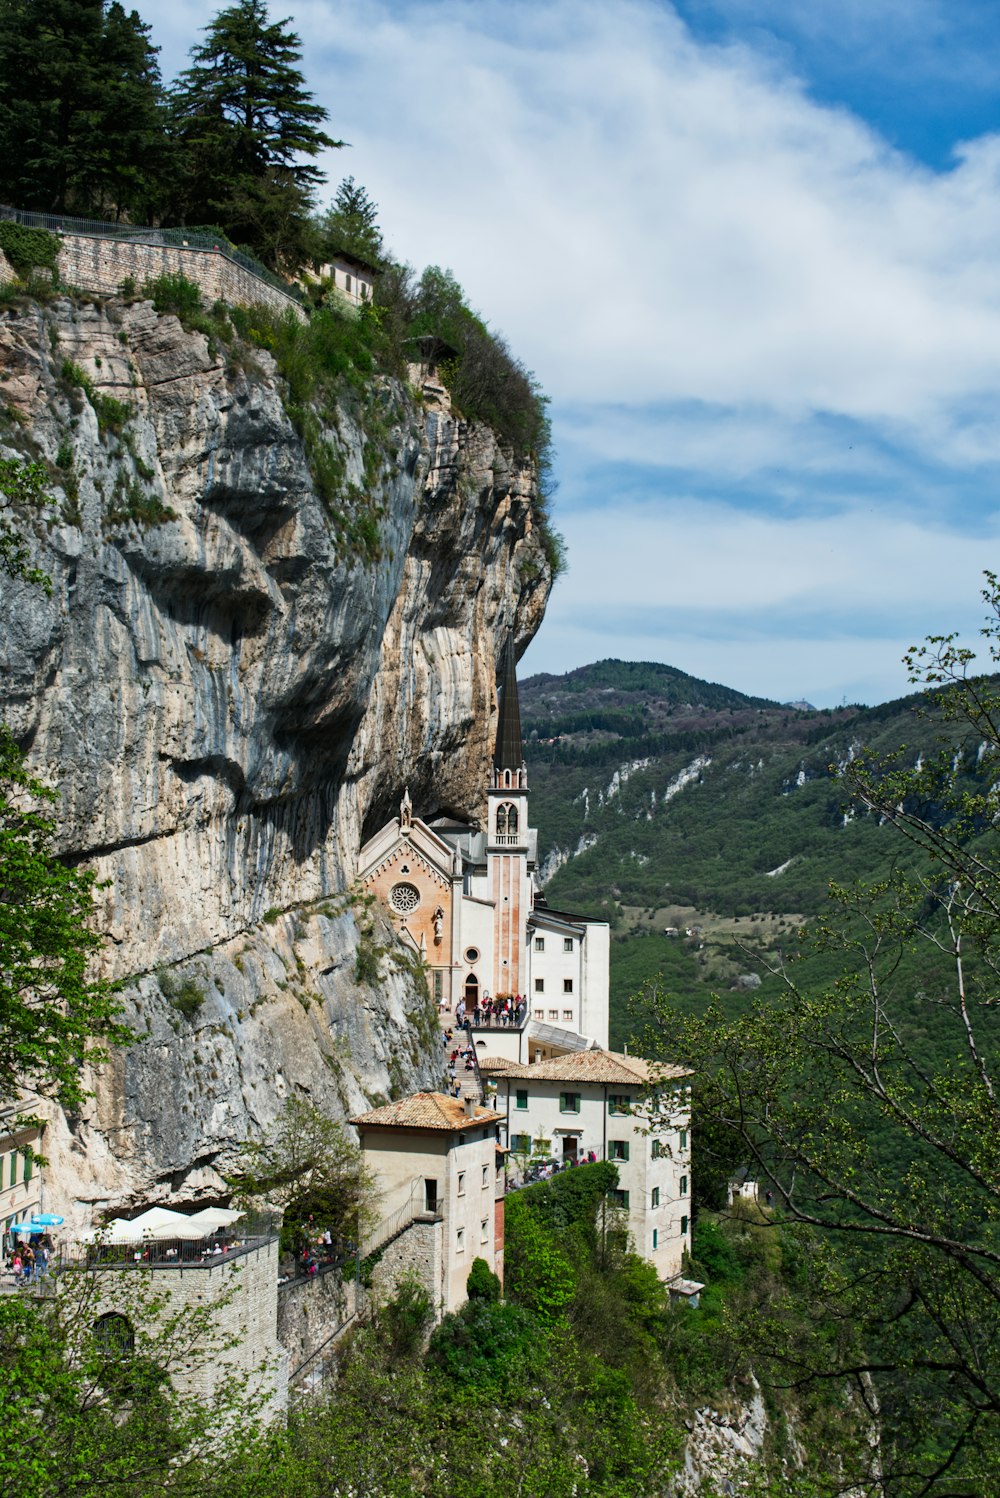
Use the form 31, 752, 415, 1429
169, 0, 341, 269
227, 1095, 375, 1256
143, 271, 203, 320
379, 1273, 433, 1359
106, 473, 175, 528
0, 221, 59, 277
316, 176, 383, 264
0, 455, 53, 591
157, 968, 207, 1020
427, 1294, 543, 1396
639, 577, 1000, 1491
61, 357, 132, 436
0, 727, 129, 1110
466, 1254, 501, 1302
262, 905, 281, 924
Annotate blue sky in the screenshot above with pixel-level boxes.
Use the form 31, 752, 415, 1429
155, 0, 1000, 706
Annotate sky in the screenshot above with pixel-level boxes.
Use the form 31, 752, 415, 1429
154, 0, 1000, 707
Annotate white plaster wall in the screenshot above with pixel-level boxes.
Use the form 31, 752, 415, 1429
581, 923, 611, 1048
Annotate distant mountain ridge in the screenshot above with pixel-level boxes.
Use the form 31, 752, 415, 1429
520, 658, 960, 1045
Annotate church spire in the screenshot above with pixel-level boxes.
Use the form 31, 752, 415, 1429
493, 631, 523, 772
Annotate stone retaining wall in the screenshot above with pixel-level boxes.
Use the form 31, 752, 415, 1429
278, 1268, 359, 1376
0, 233, 306, 321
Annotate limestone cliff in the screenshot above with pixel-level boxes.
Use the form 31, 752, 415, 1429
0, 293, 551, 1221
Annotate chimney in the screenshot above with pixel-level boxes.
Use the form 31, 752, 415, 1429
464, 1095, 477, 1119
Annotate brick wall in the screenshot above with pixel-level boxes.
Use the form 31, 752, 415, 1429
0, 233, 306, 322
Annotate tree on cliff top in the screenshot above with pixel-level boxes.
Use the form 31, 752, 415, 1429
170, 0, 342, 268
645, 574, 1000, 1494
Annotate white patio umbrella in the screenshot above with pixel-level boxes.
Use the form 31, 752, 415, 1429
185, 1207, 243, 1231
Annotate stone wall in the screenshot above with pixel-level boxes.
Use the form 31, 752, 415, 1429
0, 233, 305, 321
278, 1267, 359, 1378
370, 1218, 444, 1319
81, 1237, 287, 1424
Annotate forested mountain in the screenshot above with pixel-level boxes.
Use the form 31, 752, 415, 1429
522, 659, 970, 1045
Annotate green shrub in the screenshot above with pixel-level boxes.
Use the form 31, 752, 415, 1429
105, 475, 175, 528
467, 1256, 501, 1303
380, 1274, 433, 1358
60, 359, 131, 436
0, 222, 60, 278
427, 1295, 543, 1395
157, 968, 207, 1020
263, 906, 282, 925
142, 272, 204, 320
54, 438, 73, 471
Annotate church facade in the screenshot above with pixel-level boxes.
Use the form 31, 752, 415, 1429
356, 639, 610, 1062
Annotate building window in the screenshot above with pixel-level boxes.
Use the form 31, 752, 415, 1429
389, 881, 420, 914
679, 1130, 688, 1150
345, 272, 352, 293
510, 1133, 531, 1153
609, 1140, 630, 1162
458, 1172, 465, 1196
548, 1009, 558, 1020
562, 1009, 573, 1021
563, 978, 573, 994
465, 947, 480, 963
93, 1313, 135, 1359
680, 1175, 688, 1196
533, 1008, 543, 1020
456, 1228, 465, 1253
559, 1092, 580, 1114
611, 1188, 630, 1209
481, 1219, 489, 1243
651, 1187, 660, 1208
681, 1215, 689, 1236
608, 1095, 629, 1116
515, 1089, 528, 1110
464, 973, 479, 1005
651, 1139, 663, 1159
534, 978, 544, 993
652, 1228, 658, 1250
8, 1152, 17, 1188
22, 1154, 31, 1184
482, 1165, 489, 1188
425, 1179, 438, 1213
433, 971, 443, 1001
534, 937, 545, 952
563, 937, 574, 952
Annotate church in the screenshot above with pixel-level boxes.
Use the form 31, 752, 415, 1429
356, 638, 610, 1064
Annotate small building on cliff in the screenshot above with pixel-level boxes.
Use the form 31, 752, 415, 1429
352, 1092, 506, 1317
356, 635, 610, 1063
495, 1049, 693, 1280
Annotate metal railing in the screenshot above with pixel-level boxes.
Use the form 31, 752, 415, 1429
359, 1182, 439, 1261
0, 204, 307, 304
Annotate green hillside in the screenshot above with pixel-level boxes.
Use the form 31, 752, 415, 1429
522, 660, 974, 1049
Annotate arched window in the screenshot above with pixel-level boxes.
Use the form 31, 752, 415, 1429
464, 973, 479, 1005
93, 1312, 134, 1358
496, 805, 507, 835
505, 803, 518, 835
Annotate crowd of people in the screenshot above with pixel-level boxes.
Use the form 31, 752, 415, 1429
443, 1030, 480, 1097
454, 994, 526, 1029
6, 1235, 54, 1285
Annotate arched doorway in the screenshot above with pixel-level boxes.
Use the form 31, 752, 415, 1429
464, 972, 479, 1007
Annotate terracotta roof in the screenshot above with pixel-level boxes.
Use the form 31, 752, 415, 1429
478, 1056, 516, 1074
499, 1049, 691, 1086
352, 1092, 504, 1131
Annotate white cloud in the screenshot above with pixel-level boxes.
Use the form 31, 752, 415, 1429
520, 496, 1000, 704
149, 1, 1000, 702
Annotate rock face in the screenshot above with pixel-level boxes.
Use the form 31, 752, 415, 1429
0, 295, 550, 1220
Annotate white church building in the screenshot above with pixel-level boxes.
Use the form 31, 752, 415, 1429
357, 637, 610, 1064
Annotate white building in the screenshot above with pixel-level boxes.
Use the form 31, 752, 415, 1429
318, 250, 378, 307
1, 1098, 42, 1245
496, 1050, 693, 1280
357, 635, 610, 1065
352, 1092, 506, 1316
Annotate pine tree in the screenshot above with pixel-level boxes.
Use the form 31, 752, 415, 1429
170, 0, 341, 268
317, 175, 383, 264
0, 0, 167, 219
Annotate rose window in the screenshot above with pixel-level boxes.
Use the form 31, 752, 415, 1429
390, 881, 420, 915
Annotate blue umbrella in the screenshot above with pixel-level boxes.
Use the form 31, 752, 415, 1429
9, 1222, 42, 1235
29, 1214, 63, 1227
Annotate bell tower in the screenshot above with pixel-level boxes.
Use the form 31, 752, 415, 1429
487, 632, 532, 998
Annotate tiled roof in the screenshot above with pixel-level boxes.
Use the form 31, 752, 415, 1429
478, 1056, 516, 1074
352, 1092, 504, 1131
499, 1049, 691, 1086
